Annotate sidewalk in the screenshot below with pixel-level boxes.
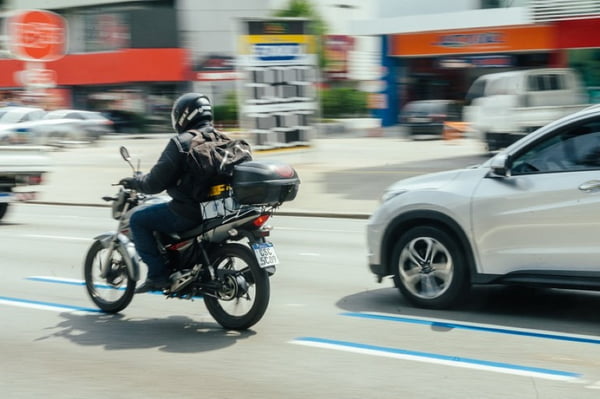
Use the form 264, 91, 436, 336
32, 133, 485, 218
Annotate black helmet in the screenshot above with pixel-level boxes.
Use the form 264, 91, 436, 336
171, 93, 213, 133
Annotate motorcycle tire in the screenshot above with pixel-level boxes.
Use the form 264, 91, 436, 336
84, 240, 136, 313
204, 243, 270, 330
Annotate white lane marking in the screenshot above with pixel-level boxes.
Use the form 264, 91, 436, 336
585, 380, 600, 389
0, 234, 93, 242
291, 337, 582, 382
26, 234, 90, 242
275, 226, 363, 233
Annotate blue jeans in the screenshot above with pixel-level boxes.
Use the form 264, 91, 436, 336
129, 201, 199, 281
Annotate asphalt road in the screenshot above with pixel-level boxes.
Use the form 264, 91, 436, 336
1, 204, 600, 399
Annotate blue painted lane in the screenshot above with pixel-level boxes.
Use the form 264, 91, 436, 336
291, 337, 582, 381
341, 312, 600, 345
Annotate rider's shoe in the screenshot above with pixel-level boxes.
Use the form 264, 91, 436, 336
135, 277, 171, 294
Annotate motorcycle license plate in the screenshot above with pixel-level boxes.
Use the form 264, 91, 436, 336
252, 242, 279, 268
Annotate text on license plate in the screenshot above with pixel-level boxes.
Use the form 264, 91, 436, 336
252, 242, 279, 268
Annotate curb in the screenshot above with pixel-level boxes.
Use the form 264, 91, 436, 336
25, 201, 371, 220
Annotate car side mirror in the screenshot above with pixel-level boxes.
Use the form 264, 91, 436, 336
489, 153, 512, 177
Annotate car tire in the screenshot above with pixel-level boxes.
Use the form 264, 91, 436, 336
392, 225, 469, 309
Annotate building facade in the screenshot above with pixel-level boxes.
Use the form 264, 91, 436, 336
353, 0, 600, 126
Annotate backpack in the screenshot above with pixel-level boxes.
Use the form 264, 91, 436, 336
180, 125, 252, 201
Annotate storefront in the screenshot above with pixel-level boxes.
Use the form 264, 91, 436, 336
0, 5, 189, 131
555, 17, 600, 102
380, 24, 561, 126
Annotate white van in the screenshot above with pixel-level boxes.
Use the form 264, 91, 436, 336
464, 68, 589, 151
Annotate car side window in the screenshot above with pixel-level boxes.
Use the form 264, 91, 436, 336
512, 120, 600, 174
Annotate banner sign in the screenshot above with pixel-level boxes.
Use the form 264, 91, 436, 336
237, 19, 318, 149
391, 25, 554, 57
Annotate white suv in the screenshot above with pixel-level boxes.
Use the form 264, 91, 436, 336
367, 104, 600, 309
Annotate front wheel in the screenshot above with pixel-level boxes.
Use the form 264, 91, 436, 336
204, 243, 270, 330
392, 226, 469, 309
84, 240, 136, 313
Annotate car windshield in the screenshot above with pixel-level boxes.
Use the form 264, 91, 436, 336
80, 113, 106, 120
402, 101, 462, 120
0, 108, 45, 123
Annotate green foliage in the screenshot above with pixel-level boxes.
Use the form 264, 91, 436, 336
272, 0, 328, 68
320, 87, 368, 118
213, 92, 238, 123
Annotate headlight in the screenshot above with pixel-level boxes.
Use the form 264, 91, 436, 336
381, 189, 406, 203
112, 189, 128, 220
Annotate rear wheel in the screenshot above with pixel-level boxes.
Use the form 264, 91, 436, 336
392, 226, 469, 309
84, 240, 136, 313
204, 243, 270, 330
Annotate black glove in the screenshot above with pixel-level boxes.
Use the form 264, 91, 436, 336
119, 177, 136, 189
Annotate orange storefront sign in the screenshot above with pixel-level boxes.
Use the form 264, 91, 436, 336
0, 48, 190, 88
391, 25, 555, 57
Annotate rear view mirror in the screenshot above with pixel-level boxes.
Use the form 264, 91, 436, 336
119, 146, 130, 161
119, 146, 137, 173
489, 153, 511, 177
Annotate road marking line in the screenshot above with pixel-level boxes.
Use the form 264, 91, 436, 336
0, 296, 101, 313
24, 234, 90, 242
25, 276, 174, 297
291, 337, 581, 382
26, 276, 123, 291
340, 312, 600, 345
585, 380, 600, 389
0, 231, 91, 242
27, 276, 85, 286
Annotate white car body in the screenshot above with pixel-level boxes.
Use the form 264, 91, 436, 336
0, 108, 113, 146
367, 104, 600, 309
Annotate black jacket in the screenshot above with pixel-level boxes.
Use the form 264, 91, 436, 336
129, 126, 207, 222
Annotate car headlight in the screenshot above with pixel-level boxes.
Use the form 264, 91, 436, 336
381, 189, 407, 203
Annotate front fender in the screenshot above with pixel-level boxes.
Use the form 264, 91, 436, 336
94, 232, 141, 281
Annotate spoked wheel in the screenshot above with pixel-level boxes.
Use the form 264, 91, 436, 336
204, 243, 270, 330
84, 240, 136, 313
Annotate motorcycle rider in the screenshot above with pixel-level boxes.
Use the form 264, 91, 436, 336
119, 93, 214, 293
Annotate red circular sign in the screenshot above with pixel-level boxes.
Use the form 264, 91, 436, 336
8, 9, 67, 62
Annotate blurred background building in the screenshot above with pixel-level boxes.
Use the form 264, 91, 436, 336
0, 0, 597, 130
354, 0, 600, 126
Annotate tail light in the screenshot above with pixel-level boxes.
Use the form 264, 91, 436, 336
28, 174, 43, 185
430, 113, 447, 122
252, 214, 270, 227
16, 174, 43, 185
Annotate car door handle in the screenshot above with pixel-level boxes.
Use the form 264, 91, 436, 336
579, 180, 600, 192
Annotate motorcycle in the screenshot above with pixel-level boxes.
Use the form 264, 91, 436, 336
83, 146, 299, 330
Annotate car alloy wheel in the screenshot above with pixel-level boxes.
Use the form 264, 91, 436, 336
392, 225, 468, 309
